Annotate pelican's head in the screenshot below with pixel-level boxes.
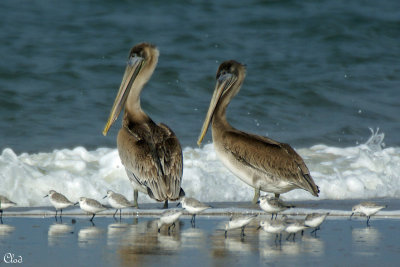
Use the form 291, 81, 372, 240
197, 60, 246, 146
103, 43, 159, 136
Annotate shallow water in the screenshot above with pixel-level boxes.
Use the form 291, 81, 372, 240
1, 213, 399, 266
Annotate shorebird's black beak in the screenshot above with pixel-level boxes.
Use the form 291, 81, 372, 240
44, 195, 49, 198
74, 202, 79, 206
176, 202, 181, 207
349, 212, 354, 220
256, 200, 260, 204
103, 195, 107, 199
257, 226, 261, 230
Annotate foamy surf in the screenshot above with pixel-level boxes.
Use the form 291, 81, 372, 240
0, 129, 399, 207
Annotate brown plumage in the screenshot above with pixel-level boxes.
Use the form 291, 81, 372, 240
198, 60, 319, 203
103, 43, 184, 208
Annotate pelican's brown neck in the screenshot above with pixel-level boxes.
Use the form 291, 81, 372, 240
125, 52, 158, 123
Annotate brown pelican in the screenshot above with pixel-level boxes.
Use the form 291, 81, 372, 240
197, 60, 319, 204
103, 43, 185, 208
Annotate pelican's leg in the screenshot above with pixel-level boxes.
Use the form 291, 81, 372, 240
133, 190, 139, 208
163, 200, 168, 209
252, 188, 260, 204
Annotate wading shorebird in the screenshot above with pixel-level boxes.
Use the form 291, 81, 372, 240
177, 197, 211, 227
0, 195, 16, 223
103, 43, 185, 208
197, 60, 319, 204
258, 195, 295, 220
103, 190, 135, 220
350, 202, 387, 226
224, 214, 257, 238
258, 219, 287, 243
44, 190, 74, 219
75, 197, 107, 222
304, 212, 329, 235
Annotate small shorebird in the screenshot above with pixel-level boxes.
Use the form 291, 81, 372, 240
0, 195, 16, 223
350, 202, 387, 226
258, 195, 295, 220
197, 60, 319, 204
157, 209, 183, 234
225, 214, 257, 238
103, 190, 135, 219
258, 219, 287, 243
75, 197, 107, 222
177, 197, 211, 227
285, 218, 308, 241
103, 43, 185, 209
44, 190, 74, 219
304, 213, 329, 235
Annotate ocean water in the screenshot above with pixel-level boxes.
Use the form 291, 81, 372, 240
0, 0, 399, 206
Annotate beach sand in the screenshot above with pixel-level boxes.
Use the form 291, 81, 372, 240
1, 200, 399, 266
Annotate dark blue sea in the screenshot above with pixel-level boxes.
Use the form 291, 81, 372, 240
1, 0, 399, 153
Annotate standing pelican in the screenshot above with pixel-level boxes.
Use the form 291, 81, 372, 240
197, 60, 319, 204
103, 43, 185, 208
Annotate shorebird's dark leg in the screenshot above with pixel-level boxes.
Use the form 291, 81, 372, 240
225, 230, 227, 238
271, 214, 274, 220
286, 233, 292, 241
274, 193, 280, 199
301, 230, 304, 236
0, 210, 3, 224
113, 209, 118, 218
90, 214, 96, 222
55, 210, 58, 219
293, 233, 296, 241
119, 209, 122, 220
60, 209, 63, 218
241, 226, 246, 237
133, 190, 139, 208
366, 216, 371, 227
191, 214, 196, 227
163, 200, 168, 209
252, 188, 260, 205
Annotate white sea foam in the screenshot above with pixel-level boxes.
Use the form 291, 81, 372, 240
0, 130, 399, 207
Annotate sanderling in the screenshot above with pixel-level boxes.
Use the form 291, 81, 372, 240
258, 219, 287, 243
0, 195, 16, 222
157, 209, 183, 234
44, 190, 74, 219
350, 202, 387, 226
103, 190, 134, 219
304, 212, 329, 235
75, 197, 107, 222
177, 197, 211, 227
225, 214, 257, 238
258, 195, 295, 220
285, 218, 308, 241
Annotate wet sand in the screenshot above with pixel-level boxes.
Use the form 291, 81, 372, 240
1, 200, 399, 266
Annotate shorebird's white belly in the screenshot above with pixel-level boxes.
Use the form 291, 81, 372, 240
0, 203, 15, 210
80, 202, 105, 214
108, 198, 129, 209
214, 145, 295, 194
50, 198, 72, 210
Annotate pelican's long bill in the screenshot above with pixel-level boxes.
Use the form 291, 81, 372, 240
197, 73, 237, 146
103, 56, 145, 136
